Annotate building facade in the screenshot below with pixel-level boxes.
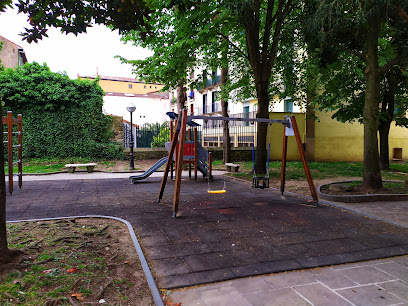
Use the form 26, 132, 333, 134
80, 75, 169, 125
0, 35, 27, 68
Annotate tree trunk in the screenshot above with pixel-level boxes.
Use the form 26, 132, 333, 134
378, 71, 396, 170
362, 14, 383, 191
220, 67, 231, 163
379, 121, 392, 170
176, 79, 186, 112
255, 81, 269, 175
0, 97, 11, 265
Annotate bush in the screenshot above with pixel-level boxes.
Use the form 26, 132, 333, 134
0, 62, 123, 159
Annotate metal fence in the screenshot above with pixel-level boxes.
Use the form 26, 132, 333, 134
125, 112, 258, 149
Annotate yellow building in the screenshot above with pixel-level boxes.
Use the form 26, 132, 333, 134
80, 75, 164, 95
267, 110, 408, 162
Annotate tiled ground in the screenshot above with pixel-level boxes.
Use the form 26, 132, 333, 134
171, 256, 408, 305
6, 176, 408, 289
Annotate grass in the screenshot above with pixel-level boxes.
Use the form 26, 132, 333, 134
4, 158, 123, 174
6, 157, 408, 182
1, 219, 153, 305
222, 160, 408, 181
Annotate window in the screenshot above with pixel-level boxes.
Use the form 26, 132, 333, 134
243, 106, 250, 126
203, 94, 207, 114
128, 84, 133, 89
211, 92, 216, 112
190, 103, 194, 115
284, 98, 294, 113
144, 85, 146, 89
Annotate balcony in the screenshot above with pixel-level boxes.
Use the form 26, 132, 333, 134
198, 75, 221, 90
197, 102, 222, 115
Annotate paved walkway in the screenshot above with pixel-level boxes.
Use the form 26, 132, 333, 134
7, 172, 408, 305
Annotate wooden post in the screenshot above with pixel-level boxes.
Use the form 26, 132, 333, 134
188, 128, 192, 178
17, 114, 22, 189
158, 114, 182, 203
173, 109, 188, 217
7, 111, 13, 195
208, 152, 212, 179
280, 125, 288, 195
289, 116, 318, 202
194, 127, 198, 181
170, 120, 174, 141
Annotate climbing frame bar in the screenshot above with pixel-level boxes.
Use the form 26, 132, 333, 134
172, 109, 188, 217
2, 111, 23, 195
289, 116, 318, 202
280, 125, 288, 195
158, 111, 183, 203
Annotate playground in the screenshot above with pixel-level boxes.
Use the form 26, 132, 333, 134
6, 173, 408, 290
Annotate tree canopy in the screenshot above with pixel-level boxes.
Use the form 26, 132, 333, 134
303, 0, 408, 190
15, 0, 152, 43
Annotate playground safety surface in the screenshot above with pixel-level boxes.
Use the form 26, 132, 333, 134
6, 175, 408, 289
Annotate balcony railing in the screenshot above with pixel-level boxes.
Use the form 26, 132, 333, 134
197, 102, 222, 115
197, 75, 221, 90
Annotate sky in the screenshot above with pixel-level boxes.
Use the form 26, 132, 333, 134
0, 5, 152, 79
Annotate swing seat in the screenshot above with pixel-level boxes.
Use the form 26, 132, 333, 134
208, 189, 227, 194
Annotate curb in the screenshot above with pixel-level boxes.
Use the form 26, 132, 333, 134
7, 215, 164, 306
317, 180, 408, 203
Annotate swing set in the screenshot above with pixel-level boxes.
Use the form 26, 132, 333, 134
158, 109, 318, 218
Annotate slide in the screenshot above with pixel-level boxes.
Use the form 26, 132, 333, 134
129, 156, 168, 183
164, 141, 211, 178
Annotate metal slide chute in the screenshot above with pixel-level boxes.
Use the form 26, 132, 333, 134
129, 156, 168, 183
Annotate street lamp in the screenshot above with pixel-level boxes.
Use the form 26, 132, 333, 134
126, 103, 136, 170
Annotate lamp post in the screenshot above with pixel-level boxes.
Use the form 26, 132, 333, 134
126, 104, 136, 170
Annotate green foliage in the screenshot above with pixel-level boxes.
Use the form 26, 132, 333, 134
0, 41, 3, 71
16, 0, 152, 43
151, 121, 170, 148
0, 62, 123, 159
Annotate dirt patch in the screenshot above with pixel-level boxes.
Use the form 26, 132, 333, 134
320, 181, 408, 195
267, 176, 361, 197
1, 218, 154, 305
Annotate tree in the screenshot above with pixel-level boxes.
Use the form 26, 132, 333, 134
117, 2, 198, 111
118, 0, 237, 162
225, 0, 297, 174
304, 0, 408, 191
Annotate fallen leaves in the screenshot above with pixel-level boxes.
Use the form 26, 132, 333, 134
71, 293, 85, 301
67, 267, 80, 273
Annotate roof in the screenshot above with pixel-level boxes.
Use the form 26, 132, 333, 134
105, 91, 169, 99
0, 35, 23, 49
80, 75, 163, 85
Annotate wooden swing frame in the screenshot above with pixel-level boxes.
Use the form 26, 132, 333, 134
158, 109, 318, 218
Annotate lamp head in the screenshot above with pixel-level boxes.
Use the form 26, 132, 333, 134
126, 104, 136, 113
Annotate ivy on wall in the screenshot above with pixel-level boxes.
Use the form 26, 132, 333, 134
0, 62, 123, 159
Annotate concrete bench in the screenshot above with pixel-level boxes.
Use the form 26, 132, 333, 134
225, 163, 240, 172
65, 163, 97, 173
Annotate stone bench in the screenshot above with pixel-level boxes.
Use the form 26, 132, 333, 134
225, 163, 240, 172
65, 163, 97, 173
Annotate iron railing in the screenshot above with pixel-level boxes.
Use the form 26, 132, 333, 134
129, 110, 259, 149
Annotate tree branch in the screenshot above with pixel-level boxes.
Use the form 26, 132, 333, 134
379, 55, 405, 75
397, 4, 408, 23
266, 0, 292, 75
261, 0, 276, 60
217, 32, 248, 60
